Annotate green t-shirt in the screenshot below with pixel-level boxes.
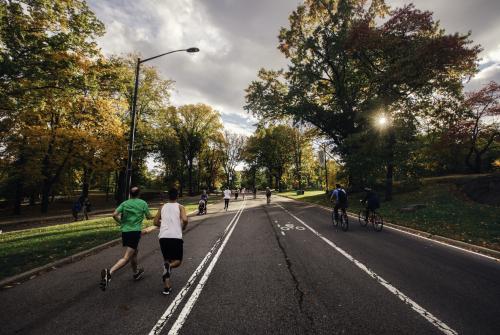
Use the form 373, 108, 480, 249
116, 198, 150, 232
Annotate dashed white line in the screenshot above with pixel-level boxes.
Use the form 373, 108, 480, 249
277, 203, 458, 335
148, 201, 246, 335
167, 201, 247, 335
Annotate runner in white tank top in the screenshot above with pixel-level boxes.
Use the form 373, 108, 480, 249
159, 203, 183, 239
154, 188, 188, 295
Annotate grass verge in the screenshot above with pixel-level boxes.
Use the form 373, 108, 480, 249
280, 184, 500, 252
0, 198, 218, 280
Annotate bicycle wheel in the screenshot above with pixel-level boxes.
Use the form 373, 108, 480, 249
358, 210, 367, 227
341, 213, 349, 231
332, 210, 338, 227
373, 213, 383, 232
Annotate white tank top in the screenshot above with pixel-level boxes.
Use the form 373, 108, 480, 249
158, 203, 183, 239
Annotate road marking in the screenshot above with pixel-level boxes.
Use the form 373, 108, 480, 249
381, 224, 499, 262
277, 203, 458, 335
167, 201, 246, 335
281, 231, 286, 236
148, 201, 246, 335
291, 197, 498, 262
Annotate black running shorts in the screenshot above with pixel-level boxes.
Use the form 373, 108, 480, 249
159, 238, 184, 261
122, 231, 141, 250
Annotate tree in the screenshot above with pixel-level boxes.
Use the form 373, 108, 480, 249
0, 0, 126, 213
461, 82, 500, 173
200, 132, 225, 191
245, 0, 480, 200
221, 131, 245, 188
170, 104, 223, 196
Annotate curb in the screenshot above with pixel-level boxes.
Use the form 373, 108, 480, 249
0, 207, 204, 289
278, 195, 500, 261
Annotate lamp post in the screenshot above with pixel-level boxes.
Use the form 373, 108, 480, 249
124, 47, 199, 200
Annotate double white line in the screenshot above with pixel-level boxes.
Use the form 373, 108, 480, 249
149, 200, 246, 335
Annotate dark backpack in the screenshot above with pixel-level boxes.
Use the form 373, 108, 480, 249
337, 189, 347, 203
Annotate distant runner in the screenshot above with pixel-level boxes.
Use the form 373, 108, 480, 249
223, 187, 231, 211
100, 186, 153, 291
241, 187, 246, 200
154, 188, 188, 295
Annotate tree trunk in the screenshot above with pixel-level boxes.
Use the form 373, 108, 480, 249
115, 168, 126, 204
474, 152, 482, 173
29, 192, 36, 206
41, 181, 51, 214
82, 167, 90, 198
188, 160, 194, 196
385, 130, 396, 201
105, 172, 111, 202
13, 178, 23, 215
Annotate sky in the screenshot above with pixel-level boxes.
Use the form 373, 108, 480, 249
87, 0, 500, 136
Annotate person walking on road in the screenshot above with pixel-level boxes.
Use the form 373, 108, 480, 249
100, 186, 153, 291
82, 197, 91, 220
241, 187, 246, 200
223, 187, 231, 211
235, 188, 239, 201
154, 188, 188, 295
265, 187, 272, 204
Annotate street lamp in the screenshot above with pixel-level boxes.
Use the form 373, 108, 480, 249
124, 47, 199, 200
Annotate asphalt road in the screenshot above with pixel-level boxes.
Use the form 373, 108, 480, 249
1, 195, 499, 335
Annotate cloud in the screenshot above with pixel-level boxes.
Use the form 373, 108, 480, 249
88, 0, 500, 133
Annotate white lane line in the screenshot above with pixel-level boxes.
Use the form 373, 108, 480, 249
291, 196, 498, 262
281, 231, 286, 236
167, 201, 247, 335
277, 203, 458, 335
381, 224, 498, 262
148, 201, 246, 335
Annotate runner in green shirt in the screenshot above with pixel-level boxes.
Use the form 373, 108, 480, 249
100, 186, 153, 291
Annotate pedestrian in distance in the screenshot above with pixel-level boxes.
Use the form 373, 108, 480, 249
100, 186, 153, 291
241, 187, 246, 200
71, 198, 82, 221
223, 187, 231, 211
82, 197, 91, 220
154, 188, 188, 295
266, 187, 272, 204
235, 188, 239, 201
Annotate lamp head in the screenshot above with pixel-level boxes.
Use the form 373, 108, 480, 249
186, 47, 200, 53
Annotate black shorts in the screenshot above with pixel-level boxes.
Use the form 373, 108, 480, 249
122, 231, 141, 250
159, 238, 184, 261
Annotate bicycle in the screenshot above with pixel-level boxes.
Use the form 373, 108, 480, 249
332, 207, 349, 231
358, 208, 383, 232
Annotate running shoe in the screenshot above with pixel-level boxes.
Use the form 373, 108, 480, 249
133, 267, 145, 281
162, 287, 172, 295
100, 268, 111, 291
162, 262, 171, 281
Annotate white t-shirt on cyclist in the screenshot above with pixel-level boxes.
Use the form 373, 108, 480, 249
223, 189, 231, 199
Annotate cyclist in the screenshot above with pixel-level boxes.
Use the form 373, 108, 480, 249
361, 187, 380, 222
265, 187, 272, 204
330, 183, 348, 222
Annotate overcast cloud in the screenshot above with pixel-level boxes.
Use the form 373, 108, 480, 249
87, 0, 500, 135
